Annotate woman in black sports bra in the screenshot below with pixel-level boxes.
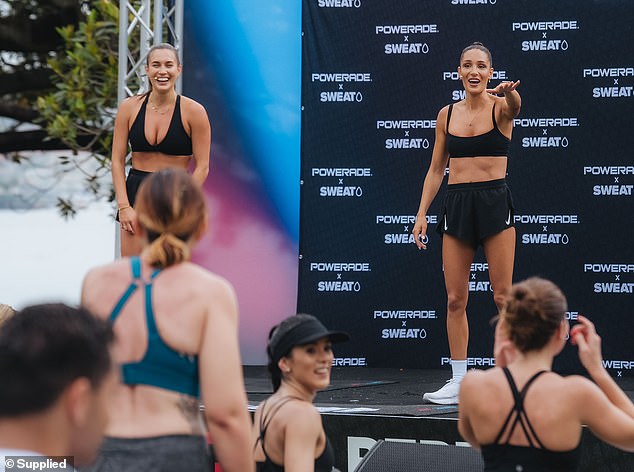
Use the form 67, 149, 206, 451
459, 277, 634, 471
111, 43, 211, 256
252, 314, 349, 472
412, 42, 521, 405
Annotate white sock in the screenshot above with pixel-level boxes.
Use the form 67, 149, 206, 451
451, 360, 467, 382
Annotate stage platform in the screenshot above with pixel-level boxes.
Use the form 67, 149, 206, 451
245, 366, 634, 472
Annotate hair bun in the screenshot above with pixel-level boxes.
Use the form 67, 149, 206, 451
502, 277, 567, 353
514, 286, 528, 301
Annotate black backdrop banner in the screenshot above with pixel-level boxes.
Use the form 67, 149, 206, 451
298, 0, 634, 375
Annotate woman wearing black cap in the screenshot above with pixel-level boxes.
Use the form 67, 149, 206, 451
252, 314, 349, 472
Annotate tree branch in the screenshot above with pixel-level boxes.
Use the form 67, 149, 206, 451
0, 130, 94, 153
0, 103, 40, 124
0, 68, 53, 95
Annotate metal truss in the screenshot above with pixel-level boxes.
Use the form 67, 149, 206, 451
117, 0, 184, 102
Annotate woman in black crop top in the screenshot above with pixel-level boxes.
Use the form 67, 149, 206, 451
412, 43, 521, 405
252, 314, 349, 472
458, 277, 634, 471
111, 43, 211, 257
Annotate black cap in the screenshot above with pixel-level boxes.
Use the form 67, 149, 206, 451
268, 314, 349, 363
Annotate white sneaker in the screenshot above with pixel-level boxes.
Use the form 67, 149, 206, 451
423, 378, 461, 404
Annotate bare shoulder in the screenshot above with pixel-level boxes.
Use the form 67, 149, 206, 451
461, 368, 502, 397
435, 104, 451, 128
84, 258, 130, 283
181, 262, 234, 290
283, 400, 321, 424
562, 374, 601, 399
464, 367, 498, 383
178, 263, 237, 311
180, 95, 208, 115
118, 94, 145, 113
81, 259, 131, 312
437, 104, 450, 119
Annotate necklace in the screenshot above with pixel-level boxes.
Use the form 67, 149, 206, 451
148, 96, 175, 115
465, 104, 484, 127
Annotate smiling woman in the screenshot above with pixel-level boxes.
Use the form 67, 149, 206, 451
111, 43, 212, 256
412, 42, 522, 405
251, 314, 349, 472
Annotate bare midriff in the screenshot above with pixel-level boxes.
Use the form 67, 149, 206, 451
131, 152, 191, 172
448, 156, 508, 184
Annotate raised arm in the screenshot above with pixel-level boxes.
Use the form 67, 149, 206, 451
572, 316, 634, 419
412, 106, 450, 250
572, 315, 634, 451
487, 80, 521, 120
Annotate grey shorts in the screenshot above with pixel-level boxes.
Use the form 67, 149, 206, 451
436, 178, 514, 249
78, 435, 212, 472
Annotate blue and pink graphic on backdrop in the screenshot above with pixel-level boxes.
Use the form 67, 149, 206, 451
184, 1, 301, 364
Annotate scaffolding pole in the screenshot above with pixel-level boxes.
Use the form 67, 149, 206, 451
115, 0, 184, 257
117, 0, 184, 103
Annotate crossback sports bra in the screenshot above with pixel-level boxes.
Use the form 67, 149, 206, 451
108, 257, 199, 397
255, 397, 335, 472
445, 102, 511, 158
129, 94, 193, 156
480, 368, 581, 472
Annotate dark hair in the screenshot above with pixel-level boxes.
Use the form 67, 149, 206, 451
266, 314, 349, 391
266, 324, 285, 392
144, 43, 180, 94
502, 277, 567, 353
0, 303, 114, 417
460, 42, 493, 67
135, 168, 207, 268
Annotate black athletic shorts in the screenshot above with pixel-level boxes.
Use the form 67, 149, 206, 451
436, 178, 514, 249
116, 168, 152, 222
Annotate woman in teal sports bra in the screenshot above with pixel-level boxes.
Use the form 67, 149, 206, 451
412, 42, 521, 405
112, 43, 212, 257
80, 169, 253, 472
252, 314, 349, 472
459, 277, 634, 471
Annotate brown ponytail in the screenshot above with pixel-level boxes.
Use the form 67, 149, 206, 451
502, 277, 567, 353
134, 169, 206, 269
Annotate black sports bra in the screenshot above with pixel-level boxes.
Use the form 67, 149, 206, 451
445, 102, 511, 158
129, 94, 193, 156
255, 397, 335, 472
480, 368, 581, 472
